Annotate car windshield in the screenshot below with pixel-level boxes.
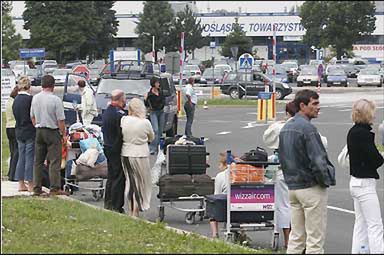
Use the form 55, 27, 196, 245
184, 65, 199, 71
53, 69, 71, 75
97, 79, 150, 96
225, 73, 237, 81
282, 63, 298, 69
203, 68, 224, 77
328, 69, 346, 75
327, 66, 343, 73
267, 65, 286, 74
2, 69, 13, 76
44, 65, 57, 69
300, 69, 317, 75
360, 69, 379, 75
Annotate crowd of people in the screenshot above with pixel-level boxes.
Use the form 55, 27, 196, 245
5, 73, 384, 253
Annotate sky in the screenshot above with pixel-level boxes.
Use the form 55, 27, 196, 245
11, 1, 304, 17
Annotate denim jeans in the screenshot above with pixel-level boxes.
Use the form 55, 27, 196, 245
184, 103, 195, 136
15, 138, 35, 182
149, 110, 165, 153
350, 176, 384, 254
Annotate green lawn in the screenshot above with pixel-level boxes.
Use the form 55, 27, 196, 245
2, 112, 9, 178
2, 197, 266, 254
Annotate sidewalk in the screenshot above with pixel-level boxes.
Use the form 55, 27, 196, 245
1, 181, 49, 198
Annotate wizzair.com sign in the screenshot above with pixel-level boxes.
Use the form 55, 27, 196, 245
230, 184, 275, 211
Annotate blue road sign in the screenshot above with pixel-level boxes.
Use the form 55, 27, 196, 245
239, 53, 254, 70
258, 92, 272, 100
19, 48, 45, 59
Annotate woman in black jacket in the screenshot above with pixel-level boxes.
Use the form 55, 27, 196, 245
144, 77, 165, 155
347, 99, 384, 254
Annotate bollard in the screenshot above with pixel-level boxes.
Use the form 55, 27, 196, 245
177, 89, 186, 117
203, 100, 208, 109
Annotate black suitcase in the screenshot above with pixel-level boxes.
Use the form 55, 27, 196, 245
158, 174, 195, 198
192, 174, 214, 196
163, 136, 204, 154
205, 194, 274, 223
167, 145, 207, 175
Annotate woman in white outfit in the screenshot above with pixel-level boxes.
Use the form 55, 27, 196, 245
263, 101, 297, 248
120, 98, 154, 217
347, 99, 384, 254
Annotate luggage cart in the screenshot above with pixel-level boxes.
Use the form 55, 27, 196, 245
224, 150, 280, 250
157, 137, 212, 224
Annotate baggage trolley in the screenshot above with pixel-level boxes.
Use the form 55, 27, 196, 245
157, 138, 211, 225
223, 150, 280, 249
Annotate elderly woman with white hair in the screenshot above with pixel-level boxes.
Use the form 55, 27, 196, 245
120, 98, 154, 217
12, 76, 36, 192
347, 99, 384, 254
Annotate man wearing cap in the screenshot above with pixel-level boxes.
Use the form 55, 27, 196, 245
30, 75, 68, 196
103, 89, 127, 213
78, 80, 97, 126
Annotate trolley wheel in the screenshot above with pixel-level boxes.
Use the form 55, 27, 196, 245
198, 205, 204, 221
158, 206, 165, 222
225, 232, 234, 242
272, 233, 279, 251
98, 190, 104, 199
185, 212, 196, 225
64, 185, 73, 195
92, 190, 102, 201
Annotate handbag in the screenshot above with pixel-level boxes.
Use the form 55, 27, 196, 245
337, 144, 349, 170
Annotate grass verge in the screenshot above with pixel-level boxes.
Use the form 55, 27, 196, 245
377, 143, 384, 153
2, 112, 9, 178
2, 197, 267, 254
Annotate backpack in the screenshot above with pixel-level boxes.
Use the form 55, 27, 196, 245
240, 147, 268, 166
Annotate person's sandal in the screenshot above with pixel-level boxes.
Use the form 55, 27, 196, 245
49, 189, 69, 196
32, 190, 49, 197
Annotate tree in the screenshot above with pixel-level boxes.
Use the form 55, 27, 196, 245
168, 5, 209, 59
80, 1, 119, 60
2, 1, 23, 63
23, 1, 118, 63
135, 1, 174, 62
300, 1, 376, 59
220, 18, 253, 59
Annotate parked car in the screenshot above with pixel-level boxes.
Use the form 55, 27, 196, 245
309, 60, 324, 68
281, 62, 299, 82
324, 65, 344, 82
357, 68, 382, 87
214, 64, 232, 73
264, 64, 289, 83
296, 67, 319, 87
66, 61, 84, 69
26, 69, 39, 84
52, 68, 72, 85
183, 64, 201, 82
338, 63, 359, 78
12, 64, 30, 77
42, 60, 58, 72
200, 67, 226, 85
220, 71, 292, 100
88, 68, 101, 86
63, 62, 178, 136
88, 59, 106, 70
326, 69, 348, 87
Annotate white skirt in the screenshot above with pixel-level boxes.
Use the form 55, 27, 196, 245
274, 170, 291, 229
121, 156, 152, 212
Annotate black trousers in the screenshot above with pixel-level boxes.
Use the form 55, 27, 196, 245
104, 147, 126, 213
6, 128, 18, 181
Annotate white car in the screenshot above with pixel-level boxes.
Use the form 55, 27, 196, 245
12, 64, 30, 77
184, 64, 201, 82
296, 68, 319, 87
357, 68, 382, 87
52, 68, 71, 85
214, 64, 232, 73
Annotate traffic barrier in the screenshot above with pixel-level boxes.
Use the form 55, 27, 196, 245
267, 92, 276, 120
257, 99, 267, 122
176, 90, 185, 117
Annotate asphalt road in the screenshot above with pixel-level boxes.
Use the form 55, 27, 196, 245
70, 88, 384, 253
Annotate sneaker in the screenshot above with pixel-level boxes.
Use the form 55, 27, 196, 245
49, 189, 69, 196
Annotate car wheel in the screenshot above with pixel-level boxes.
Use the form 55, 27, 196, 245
275, 89, 284, 100
358, 84, 362, 87
378, 84, 382, 87
297, 83, 302, 87
327, 84, 331, 87
229, 88, 240, 99
165, 115, 178, 137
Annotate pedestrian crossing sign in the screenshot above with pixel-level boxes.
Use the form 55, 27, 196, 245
239, 53, 254, 70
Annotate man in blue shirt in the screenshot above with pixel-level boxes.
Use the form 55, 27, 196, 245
279, 89, 336, 254
103, 89, 127, 213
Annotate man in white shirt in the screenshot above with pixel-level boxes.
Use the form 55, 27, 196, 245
78, 80, 97, 126
184, 77, 197, 136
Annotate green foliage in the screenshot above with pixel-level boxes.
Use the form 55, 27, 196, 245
2, 197, 261, 254
2, 1, 23, 63
168, 5, 209, 59
220, 18, 253, 60
300, 1, 376, 59
22, 1, 118, 63
135, 1, 174, 61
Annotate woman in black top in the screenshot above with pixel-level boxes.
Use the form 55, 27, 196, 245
347, 99, 384, 254
144, 77, 165, 155
12, 76, 36, 192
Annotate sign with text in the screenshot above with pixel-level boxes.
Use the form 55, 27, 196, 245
230, 184, 275, 211
1, 75, 16, 112
19, 48, 45, 59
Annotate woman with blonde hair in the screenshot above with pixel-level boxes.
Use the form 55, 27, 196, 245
12, 76, 36, 192
347, 99, 384, 254
120, 98, 154, 217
